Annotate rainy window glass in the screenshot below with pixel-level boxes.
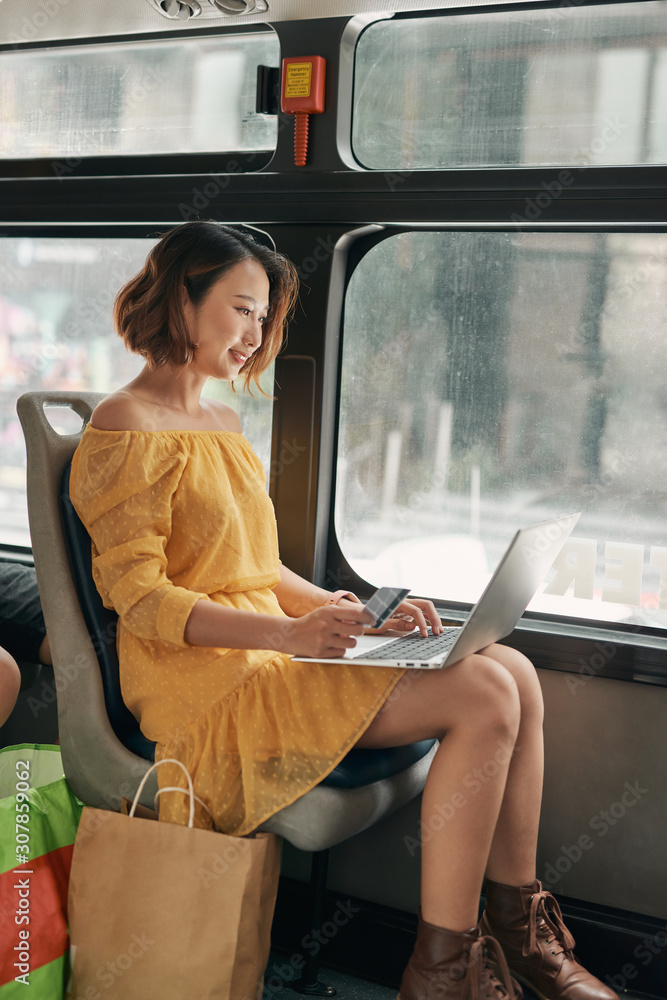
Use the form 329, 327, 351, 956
353, 2, 667, 169
0, 33, 279, 160
336, 231, 667, 631
0, 238, 274, 547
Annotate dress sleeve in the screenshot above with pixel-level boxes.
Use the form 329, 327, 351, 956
69, 431, 203, 647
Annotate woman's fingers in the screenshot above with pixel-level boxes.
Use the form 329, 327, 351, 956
415, 599, 443, 634
365, 615, 413, 635
333, 606, 374, 632
287, 604, 375, 658
391, 600, 427, 636
390, 599, 443, 636
290, 599, 443, 655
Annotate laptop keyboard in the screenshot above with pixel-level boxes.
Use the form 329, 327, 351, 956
368, 626, 461, 661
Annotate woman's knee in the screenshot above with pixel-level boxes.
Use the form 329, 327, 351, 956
485, 645, 544, 726
0, 648, 21, 727
454, 655, 521, 739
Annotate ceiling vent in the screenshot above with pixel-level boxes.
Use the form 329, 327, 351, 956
146, 0, 267, 18
211, 0, 264, 11
149, 0, 201, 18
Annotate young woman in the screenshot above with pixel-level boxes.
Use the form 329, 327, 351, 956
69, 221, 617, 1000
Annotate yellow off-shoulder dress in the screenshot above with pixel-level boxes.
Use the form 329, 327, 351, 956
70, 426, 406, 835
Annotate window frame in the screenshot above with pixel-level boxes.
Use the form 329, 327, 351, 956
315, 223, 667, 689
0, 23, 279, 177
1, 3, 666, 688
347, 0, 667, 172
0, 221, 278, 554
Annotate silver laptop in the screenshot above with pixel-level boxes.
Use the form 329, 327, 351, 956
295, 512, 580, 669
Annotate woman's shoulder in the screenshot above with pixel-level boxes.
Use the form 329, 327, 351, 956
89, 390, 154, 432
199, 398, 243, 433
89, 392, 242, 434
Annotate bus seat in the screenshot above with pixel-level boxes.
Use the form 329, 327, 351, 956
17, 390, 152, 808
59, 461, 158, 762
17, 389, 436, 990
58, 453, 435, 845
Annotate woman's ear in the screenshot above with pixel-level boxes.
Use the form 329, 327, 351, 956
181, 281, 195, 321
181, 282, 198, 349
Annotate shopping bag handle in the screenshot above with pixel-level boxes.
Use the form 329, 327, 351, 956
154, 787, 213, 823
130, 758, 196, 828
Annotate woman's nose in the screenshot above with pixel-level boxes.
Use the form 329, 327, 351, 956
244, 321, 262, 346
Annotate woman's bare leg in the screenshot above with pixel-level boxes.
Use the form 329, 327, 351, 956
354, 652, 522, 930
0, 647, 21, 727
479, 643, 544, 886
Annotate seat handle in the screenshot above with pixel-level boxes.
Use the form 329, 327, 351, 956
17, 390, 100, 446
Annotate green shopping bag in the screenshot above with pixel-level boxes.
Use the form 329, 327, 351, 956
0, 744, 83, 999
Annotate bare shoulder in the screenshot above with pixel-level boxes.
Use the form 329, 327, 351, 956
90, 390, 243, 432
89, 391, 152, 431
202, 398, 243, 433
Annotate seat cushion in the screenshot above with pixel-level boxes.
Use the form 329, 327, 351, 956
260, 741, 438, 851
322, 740, 436, 788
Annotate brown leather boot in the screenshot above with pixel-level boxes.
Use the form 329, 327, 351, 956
479, 879, 618, 1000
398, 909, 522, 1000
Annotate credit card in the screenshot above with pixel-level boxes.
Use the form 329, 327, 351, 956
364, 587, 411, 628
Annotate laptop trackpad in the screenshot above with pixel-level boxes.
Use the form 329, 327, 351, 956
345, 634, 402, 659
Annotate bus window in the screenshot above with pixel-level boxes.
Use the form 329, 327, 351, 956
0, 236, 274, 547
353, 2, 667, 169
0, 32, 278, 160
336, 229, 667, 630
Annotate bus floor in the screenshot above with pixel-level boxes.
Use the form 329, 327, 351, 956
263, 953, 648, 1000
264, 950, 397, 999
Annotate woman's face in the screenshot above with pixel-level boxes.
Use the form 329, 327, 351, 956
184, 258, 270, 381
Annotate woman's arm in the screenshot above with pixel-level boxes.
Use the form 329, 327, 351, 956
183, 598, 372, 659
270, 565, 443, 638
272, 564, 357, 617
183, 563, 367, 656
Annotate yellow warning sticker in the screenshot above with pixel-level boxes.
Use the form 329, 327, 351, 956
285, 62, 312, 98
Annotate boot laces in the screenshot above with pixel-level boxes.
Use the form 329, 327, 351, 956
468, 934, 522, 1000
522, 890, 576, 960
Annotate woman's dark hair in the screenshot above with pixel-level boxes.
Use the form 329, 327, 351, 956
113, 221, 299, 393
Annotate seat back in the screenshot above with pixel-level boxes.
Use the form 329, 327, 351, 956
17, 390, 435, 818
16, 391, 156, 808
60, 462, 156, 761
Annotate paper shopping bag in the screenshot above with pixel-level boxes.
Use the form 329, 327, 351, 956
0, 743, 83, 1000
66, 759, 281, 1000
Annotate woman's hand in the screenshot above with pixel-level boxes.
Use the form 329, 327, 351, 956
280, 604, 374, 659
365, 598, 443, 638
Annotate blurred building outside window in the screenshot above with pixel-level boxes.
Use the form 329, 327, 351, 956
0, 238, 274, 547
0, 33, 279, 159
336, 231, 667, 632
353, 2, 667, 169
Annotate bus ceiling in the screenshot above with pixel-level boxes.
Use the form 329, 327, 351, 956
0, 0, 574, 47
